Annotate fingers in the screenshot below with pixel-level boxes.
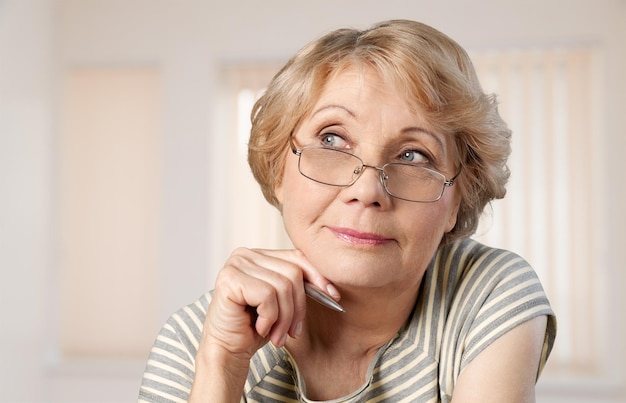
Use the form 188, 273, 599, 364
216, 265, 283, 340
242, 250, 315, 346
247, 267, 298, 346
242, 248, 344, 339
254, 248, 342, 302
213, 248, 332, 349
234, 250, 303, 344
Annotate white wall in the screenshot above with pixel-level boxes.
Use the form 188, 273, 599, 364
1, 0, 624, 401
1, 0, 54, 401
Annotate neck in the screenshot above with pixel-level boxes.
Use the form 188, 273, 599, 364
283, 284, 421, 401
296, 282, 420, 355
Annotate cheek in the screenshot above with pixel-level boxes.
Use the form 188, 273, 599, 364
443, 191, 461, 233
274, 158, 300, 207
272, 152, 290, 207
443, 202, 460, 234
277, 161, 318, 225
401, 202, 458, 250
278, 155, 338, 203
278, 164, 342, 245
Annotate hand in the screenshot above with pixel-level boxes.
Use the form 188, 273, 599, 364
201, 247, 338, 358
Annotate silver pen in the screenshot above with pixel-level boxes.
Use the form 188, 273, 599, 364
304, 282, 345, 313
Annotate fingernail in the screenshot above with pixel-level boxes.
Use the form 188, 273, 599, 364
326, 284, 340, 300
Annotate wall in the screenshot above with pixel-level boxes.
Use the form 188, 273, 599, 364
0, 0, 624, 401
0, 0, 54, 401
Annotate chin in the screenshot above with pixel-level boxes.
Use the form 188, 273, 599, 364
326, 257, 403, 288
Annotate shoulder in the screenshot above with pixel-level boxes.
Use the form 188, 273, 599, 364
434, 237, 529, 278
433, 238, 555, 334
139, 293, 212, 402
429, 238, 545, 304
149, 292, 211, 361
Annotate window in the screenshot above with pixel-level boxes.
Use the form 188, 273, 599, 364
58, 68, 161, 360
470, 48, 608, 381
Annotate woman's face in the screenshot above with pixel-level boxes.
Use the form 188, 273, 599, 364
274, 65, 460, 293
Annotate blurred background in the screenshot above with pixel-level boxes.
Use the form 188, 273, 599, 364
1, 0, 624, 401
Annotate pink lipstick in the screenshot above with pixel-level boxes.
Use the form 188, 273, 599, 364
329, 227, 391, 246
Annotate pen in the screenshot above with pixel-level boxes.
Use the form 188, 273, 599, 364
304, 282, 345, 313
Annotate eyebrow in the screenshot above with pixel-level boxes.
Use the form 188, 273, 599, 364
311, 104, 356, 119
311, 104, 447, 154
402, 126, 446, 153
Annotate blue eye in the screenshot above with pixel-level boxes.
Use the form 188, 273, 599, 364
400, 150, 428, 163
320, 133, 345, 148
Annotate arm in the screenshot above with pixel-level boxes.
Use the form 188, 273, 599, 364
190, 344, 250, 403
451, 315, 548, 403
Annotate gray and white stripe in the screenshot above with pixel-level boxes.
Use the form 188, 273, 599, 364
139, 238, 556, 402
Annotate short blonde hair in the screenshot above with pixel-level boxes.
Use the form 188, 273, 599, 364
248, 19, 511, 242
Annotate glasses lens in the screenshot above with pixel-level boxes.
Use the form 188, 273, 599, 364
299, 147, 362, 186
296, 147, 448, 202
383, 164, 445, 202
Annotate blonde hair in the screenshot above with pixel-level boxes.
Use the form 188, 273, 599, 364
248, 19, 511, 242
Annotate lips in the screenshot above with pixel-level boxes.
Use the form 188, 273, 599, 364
328, 226, 392, 246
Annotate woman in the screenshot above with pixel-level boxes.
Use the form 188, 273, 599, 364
140, 19, 556, 402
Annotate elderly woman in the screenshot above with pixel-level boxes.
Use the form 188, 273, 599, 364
140, 20, 556, 402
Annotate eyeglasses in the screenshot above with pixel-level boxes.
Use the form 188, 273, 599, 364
290, 140, 459, 203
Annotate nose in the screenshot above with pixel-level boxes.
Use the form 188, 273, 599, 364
344, 164, 391, 207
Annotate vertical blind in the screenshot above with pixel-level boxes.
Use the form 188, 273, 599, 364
470, 48, 605, 377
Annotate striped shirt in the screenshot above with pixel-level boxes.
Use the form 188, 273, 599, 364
139, 238, 557, 402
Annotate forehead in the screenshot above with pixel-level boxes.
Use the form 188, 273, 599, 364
308, 64, 437, 134
321, 62, 409, 103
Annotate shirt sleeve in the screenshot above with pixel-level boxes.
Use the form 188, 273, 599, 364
439, 240, 557, 397
138, 294, 210, 403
